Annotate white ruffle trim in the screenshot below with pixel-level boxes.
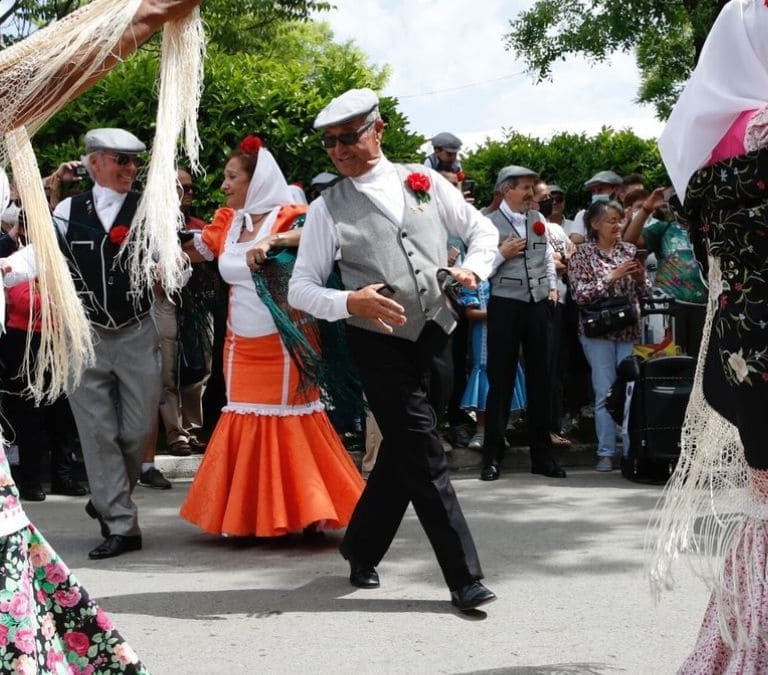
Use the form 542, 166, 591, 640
0, 503, 30, 537
222, 400, 325, 417
193, 232, 215, 261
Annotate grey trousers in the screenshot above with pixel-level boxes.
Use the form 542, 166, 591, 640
68, 317, 161, 536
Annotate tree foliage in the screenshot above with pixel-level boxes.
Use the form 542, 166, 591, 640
504, 0, 728, 119
31, 20, 424, 218
461, 127, 665, 216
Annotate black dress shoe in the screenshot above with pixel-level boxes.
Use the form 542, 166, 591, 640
50, 478, 87, 497
450, 581, 497, 611
479, 464, 499, 481
349, 560, 380, 589
88, 534, 142, 560
18, 483, 46, 501
531, 462, 567, 478
85, 500, 110, 539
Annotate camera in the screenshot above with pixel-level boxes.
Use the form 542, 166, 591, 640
75, 165, 87, 177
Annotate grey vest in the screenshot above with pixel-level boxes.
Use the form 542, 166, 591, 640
488, 209, 550, 302
322, 164, 455, 341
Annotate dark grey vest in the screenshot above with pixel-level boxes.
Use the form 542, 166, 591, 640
322, 164, 455, 341
488, 209, 550, 302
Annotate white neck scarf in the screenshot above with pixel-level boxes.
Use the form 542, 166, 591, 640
659, 0, 768, 201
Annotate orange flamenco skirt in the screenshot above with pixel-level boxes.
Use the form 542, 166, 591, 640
180, 331, 364, 537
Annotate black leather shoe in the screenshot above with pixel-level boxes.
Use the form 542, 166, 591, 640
531, 462, 567, 478
450, 581, 497, 611
50, 478, 87, 497
88, 534, 142, 560
85, 500, 110, 539
479, 464, 499, 481
349, 560, 380, 589
18, 483, 46, 501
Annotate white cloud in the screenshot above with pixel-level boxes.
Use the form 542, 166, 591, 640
319, 0, 664, 144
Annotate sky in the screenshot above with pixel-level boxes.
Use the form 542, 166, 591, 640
319, 0, 666, 152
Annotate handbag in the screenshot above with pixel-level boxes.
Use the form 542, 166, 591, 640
580, 296, 635, 338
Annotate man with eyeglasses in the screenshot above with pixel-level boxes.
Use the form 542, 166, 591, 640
289, 87, 498, 612
49, 127, 159, 559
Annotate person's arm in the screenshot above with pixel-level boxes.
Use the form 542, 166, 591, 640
246, 228, 302, 271
624, 187, 665, 246
7, 0, 202, 129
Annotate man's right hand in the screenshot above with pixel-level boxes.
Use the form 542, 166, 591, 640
347, 283, 407, 334
499, 236, 526, 259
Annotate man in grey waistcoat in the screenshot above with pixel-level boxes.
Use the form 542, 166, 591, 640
480, 165, 564, 481
289, 88, 498, 612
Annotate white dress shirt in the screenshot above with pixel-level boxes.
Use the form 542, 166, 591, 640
287, 156, 498, 322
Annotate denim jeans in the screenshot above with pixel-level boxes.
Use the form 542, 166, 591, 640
578, 335, 634, 458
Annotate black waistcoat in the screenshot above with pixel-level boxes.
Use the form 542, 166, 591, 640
63, 190, 151, 328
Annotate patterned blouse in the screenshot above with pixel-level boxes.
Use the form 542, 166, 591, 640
568, 240, 650, 342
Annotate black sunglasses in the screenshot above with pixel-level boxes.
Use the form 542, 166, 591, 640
102, 152, 141, 167
320, 119, 375, 149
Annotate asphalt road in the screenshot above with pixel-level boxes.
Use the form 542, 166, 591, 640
25, 469, 709, 674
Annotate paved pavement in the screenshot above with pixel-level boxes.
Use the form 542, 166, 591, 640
25, 468, 709, 674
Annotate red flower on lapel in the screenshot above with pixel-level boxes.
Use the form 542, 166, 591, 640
108, 225, 130, 246
532, 221, 546, 236
406, 173, 431, 204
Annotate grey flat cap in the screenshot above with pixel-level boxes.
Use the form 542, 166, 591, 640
431, 132, 462, 152
548, 184, 565, 194
495, 165, 538, 189
84, 128, 145, 154
313, 88, 379, 129
311, 171, 338, 187
583, 170, 622, 190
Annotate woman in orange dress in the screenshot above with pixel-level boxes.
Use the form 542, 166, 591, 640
180, 135, 364, 537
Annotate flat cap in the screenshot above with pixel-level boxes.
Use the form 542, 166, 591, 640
583, 170, 622, 190
495, 165, 538, 189
84, 128, 145, 154
431, 132, 462, 152
311, 171, 338, 187
313, 88, 379, 129
548, 184, 564, 194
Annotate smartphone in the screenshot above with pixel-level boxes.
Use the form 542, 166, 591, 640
636, 248, 648, 263
376, 283, 396, 298
75, 166, 87, 177
463, 179, 476, 197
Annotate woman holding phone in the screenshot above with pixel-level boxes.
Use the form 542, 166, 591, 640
568, 199, 650, 472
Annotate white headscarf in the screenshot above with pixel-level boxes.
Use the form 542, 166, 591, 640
658, 0, 768, 201
238, 146, 294, 231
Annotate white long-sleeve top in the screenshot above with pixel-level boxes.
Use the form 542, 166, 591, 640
288, 156, 498, 321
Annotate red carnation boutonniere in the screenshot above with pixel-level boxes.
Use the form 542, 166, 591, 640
406, 172, 431, 205
108, 225, 130, 246
239, 135, 263, 154
456, 170, 466, 182
532, 221, 546, 237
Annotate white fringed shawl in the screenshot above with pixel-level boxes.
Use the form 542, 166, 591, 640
0, 0, 205, 402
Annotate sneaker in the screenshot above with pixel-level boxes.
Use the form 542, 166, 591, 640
139, 467, 172, 489
468, 432, 484, 450
595, 457, 613, 472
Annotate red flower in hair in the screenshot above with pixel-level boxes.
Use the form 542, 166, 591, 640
108, 225, 129, 246
456, 170, 466, 182
239, 135, 263, 154
532, 221, 546, 236
406, 172, 431, 204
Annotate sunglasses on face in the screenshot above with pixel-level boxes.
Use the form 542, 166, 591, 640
320, 119, 375, 149
102, 152, 141, 167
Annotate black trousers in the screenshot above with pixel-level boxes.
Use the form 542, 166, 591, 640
341, 323, 483, 590
483, 296, 554, 467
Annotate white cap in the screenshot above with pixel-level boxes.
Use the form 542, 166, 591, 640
313, 88, 379, 129
84, 128, 146, 154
